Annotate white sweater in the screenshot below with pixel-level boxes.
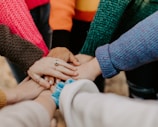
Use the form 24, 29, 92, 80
60, 79, 158, 127
0, 79, 158, 127
0, 101, 50, 127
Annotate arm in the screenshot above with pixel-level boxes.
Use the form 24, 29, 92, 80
0, 90, 56, 127
49, 0, 75, 48
60, 79, 158, 127
1, 77, 45, 105
80, 0, 131, 56
0, 25, 43, 72
74, 11, 158, 80
96, 11, 158, 78
0, 0, 49, 55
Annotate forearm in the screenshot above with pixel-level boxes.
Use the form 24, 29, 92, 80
0, 25, 43, 72
96, 11, 158, 78
80, 0, 131, 56
49, 0, 75, 48
60, 79, 158, 127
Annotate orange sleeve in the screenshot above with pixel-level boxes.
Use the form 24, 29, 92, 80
49, 0, 75, 31
0, 89, 7, 108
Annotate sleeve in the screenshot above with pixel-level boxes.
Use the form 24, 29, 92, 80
0, 0, 49, 56
59, 79, 158, 127
0, 25, 43, 72
0, 101, 50, 127
49, 0, 75, 48
95, 11, 158, 78
80, 0, 131, 56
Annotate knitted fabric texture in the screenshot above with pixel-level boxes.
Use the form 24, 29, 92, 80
52, 79, 75, 107
96, 11, 158, 78
25, 0, 49, 10
0, 89, 7, 108
80, 0, 158, 56
0, 25, 43, 72
0, 0, 49, 56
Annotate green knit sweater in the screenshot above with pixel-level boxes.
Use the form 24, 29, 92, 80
80, 0, 158, 56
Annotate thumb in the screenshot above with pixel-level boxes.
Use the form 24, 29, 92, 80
69, 53, 80, 66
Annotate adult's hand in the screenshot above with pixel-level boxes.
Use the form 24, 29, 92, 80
2, 77, 45, 104
73, 58, 102, 81
48, 47, 80, 66
28, 57, 78, 88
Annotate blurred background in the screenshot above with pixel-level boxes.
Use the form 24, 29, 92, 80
0, 56, 17, 89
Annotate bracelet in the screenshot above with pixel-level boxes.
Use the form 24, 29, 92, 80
51, 79, 75, 108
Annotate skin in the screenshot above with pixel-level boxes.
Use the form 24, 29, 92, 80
28, 57, 78, 88
2, 77, 45, 105
73, 58, 102, 81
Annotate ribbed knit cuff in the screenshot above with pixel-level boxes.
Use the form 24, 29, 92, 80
95, 44, 119, 78
80, 0, 131, 56
51, 30, 71, 49
0, 89, 7, 108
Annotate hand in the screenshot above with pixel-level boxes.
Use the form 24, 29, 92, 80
48, 47, 80, 66
47, 47, 80, 84
3, 77, 45, 104
28, 57, 78, 88
75, 54, 93, 64
73, 58, 102, 81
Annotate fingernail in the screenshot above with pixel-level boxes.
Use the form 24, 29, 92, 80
45, 77, 48, 81
49, 80, 53, 85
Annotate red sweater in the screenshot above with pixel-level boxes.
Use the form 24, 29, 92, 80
25, 0, 49, 10
0, 0, 49, 55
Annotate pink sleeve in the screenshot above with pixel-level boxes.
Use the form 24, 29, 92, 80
0, 0, 49, 56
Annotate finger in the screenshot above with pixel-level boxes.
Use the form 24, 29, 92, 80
55, 59, 77, 71
48, 77, 55, 85
46, 69, 72, 81
69, 53, 80, 66
55, 78, 61, 84
28, 71, 50, 88
50, 85, 56, 92
55, 66, 78, 76
51, 118, 57, 127
38, 77, 51, 88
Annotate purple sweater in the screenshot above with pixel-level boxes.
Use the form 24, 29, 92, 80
96, 11, 158, 78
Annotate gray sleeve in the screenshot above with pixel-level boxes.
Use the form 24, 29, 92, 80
0, 101, 50, 127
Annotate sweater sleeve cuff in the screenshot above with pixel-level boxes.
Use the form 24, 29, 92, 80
52, 30, 71, 48
95, 44, 119, 78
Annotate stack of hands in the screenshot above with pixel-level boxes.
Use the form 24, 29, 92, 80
28, 47, 101, 88
2, 47, 101, 127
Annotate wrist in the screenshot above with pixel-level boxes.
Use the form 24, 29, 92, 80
91, 58, 102, 78
3, 88, 18, 104
35, 94, 56, 118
